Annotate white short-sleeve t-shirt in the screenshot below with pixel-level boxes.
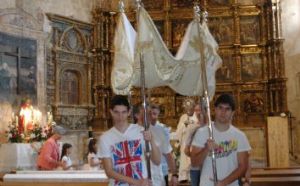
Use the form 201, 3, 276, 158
98, 124, 147, 186
192, 124, 251, 186
61, 155, 72, 170
149, 123, 173, 186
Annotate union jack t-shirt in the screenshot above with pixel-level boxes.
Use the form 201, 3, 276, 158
98, 124, 147, 186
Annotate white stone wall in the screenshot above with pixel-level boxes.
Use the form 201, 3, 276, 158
282, 0, 300, 159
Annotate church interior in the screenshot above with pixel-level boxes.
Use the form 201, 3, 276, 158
0, 0, 300, 185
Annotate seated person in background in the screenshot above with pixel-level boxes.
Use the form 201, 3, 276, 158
37, 125, 66, 170
87, 138, 101, 170
61, 143, 77, 170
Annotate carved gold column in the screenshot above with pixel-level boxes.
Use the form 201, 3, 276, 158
92, 7, 116, 130
266, 0, 287, 114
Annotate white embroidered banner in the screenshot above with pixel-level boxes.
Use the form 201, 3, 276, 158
111, 7, 222, 97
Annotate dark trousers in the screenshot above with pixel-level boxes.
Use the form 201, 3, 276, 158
164, 175, 169, 186
190, 169, 201, 186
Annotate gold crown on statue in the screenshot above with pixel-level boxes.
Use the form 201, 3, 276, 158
182, 98, 195, 109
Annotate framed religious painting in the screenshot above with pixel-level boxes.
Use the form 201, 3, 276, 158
216, 51, 235, 83
241, 53, 263, 82
240, 16, 261, 45
208, 17, 234, 45
242, 92, 264, 113
207, 0, 231, 7
142, 0, 164, 10
237, 0, 261, 5
241, 91, 266, 127
0, 32, 37, 105
171, 20, 190, 49
171, 0, 194, 9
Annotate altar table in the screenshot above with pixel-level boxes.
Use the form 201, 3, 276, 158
3, 170, 108, 186
0, 143, 40, 171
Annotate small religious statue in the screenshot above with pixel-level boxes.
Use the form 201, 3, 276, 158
175, 98, 199, 182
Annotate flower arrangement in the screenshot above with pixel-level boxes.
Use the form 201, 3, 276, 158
27, 123, 49, 143
6, 122, 24, 143
6, 122, 52, 143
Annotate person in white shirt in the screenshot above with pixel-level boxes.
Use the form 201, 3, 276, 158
133, 103, 178, 186
61, 143, 77, 170
157, 122, 172, 185
98, 95, 161, 186
184, 102, 207, 186
87, 138, 101, 170
175, 98, 198, 182
191, 94, 251, 186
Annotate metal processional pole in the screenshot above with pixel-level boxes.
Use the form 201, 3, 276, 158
194, 3, 218, 185
135, 0, 152, 179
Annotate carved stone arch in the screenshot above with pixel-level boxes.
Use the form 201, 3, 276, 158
0, 8, 42, 31
59, 26, 87, 53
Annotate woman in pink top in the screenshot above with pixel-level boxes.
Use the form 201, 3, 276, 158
37, 125, 66, 170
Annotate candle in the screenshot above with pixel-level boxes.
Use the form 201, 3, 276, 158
12, 112, 15, 122
16, 116, 18, 127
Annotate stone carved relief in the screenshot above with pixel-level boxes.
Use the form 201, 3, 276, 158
47, 14, 94, 130
60, 26, 86, 53
0, 8, 42, 31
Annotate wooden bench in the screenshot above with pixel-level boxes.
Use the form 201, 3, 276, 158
251, 168, 300, 186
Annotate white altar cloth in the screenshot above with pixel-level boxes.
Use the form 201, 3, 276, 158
0, 143, 40, 171
3, 170, 108, 183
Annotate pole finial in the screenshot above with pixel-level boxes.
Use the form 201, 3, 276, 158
202, 10, 208, 23
118, 0, 125, 13
136, 0, 142, 9
193, 3, 201, 22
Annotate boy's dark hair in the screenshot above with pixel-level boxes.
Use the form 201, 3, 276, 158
132, 103, 143, 124
88, 138, 97, 154
214, 94, 235, 111
61, 143, 72, 160
110, 95, 130, 110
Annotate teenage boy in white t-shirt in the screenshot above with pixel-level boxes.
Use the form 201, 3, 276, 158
133, 104, 178, 186
98, 95, 161, 186
191, 94, 251, 186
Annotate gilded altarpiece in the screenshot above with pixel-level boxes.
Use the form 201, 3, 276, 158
46, 14, 94, 129
92, 0, 286, 129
